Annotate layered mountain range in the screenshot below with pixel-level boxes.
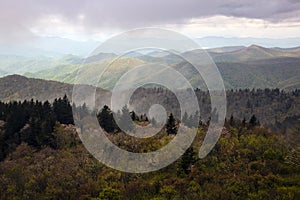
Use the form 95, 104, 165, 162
0, 45, 299, 90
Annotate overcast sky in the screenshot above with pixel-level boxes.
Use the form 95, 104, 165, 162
1, 0, 300, 42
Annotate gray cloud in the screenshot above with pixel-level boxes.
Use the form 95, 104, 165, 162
0, 0, 300, 41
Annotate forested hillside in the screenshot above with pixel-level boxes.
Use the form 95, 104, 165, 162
0, 75, 299, 125
0, 95, 299, 199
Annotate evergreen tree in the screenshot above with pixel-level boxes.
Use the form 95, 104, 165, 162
192, 110, 200, 127
184, 111, 200, 128
53, 95, 74, 125
166, 113, 177, 135
249, 114, 259, 127
130, 111, 137, 121
182, 112, 189, 126
97, 105, 117, 133
119, 105, 134, 132
5, 102, 27, 135
26, 117, 40, 147
75, 103, 89, 119
178, 147, 195, 175
229, 115, 235, 126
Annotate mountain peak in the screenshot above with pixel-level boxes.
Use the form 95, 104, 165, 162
3, 74, 28, 81
247, 44, 265, 50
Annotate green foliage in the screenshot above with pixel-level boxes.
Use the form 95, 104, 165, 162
0, 119, 299, 200
99, 187, 120, 200
0, 97, 299, 199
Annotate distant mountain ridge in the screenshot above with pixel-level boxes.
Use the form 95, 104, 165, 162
21, 44, 300, 90
195, 37, 300, 49
209, 45, 300, 62
206, 46, 245, 53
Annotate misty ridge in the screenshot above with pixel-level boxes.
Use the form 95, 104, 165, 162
0, 44, 298, 91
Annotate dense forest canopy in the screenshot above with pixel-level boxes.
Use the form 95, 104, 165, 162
0, 89, 299, 199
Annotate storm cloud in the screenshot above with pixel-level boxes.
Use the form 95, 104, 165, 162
0, 0, 300, 41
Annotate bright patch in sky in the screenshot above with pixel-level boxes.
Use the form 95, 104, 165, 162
29, 15, 300, 41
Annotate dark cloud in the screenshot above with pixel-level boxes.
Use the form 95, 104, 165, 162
0, 0, 300, 41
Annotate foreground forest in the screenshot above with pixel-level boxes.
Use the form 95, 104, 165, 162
0, 91, 299, 199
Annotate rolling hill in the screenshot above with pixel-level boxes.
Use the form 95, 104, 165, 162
0, 75, 74, 102
182, 45, 300, 63
210, 45, 300, 62
0, 75, 112, 110
23, 45, 300, 91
